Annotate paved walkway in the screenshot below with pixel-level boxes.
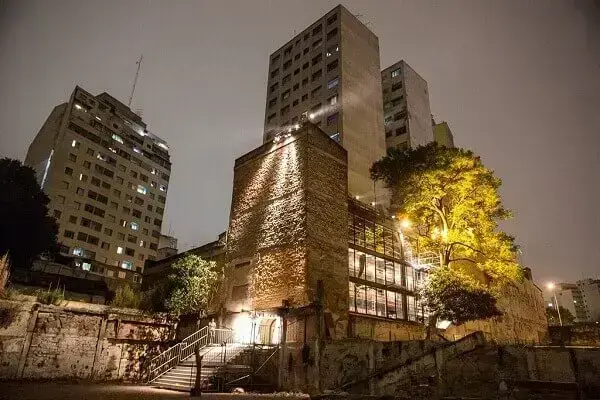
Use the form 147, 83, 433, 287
0, 382, 308, 400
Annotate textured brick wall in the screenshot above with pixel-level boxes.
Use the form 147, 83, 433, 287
224, 124, 348, 316
444, 277, 548, 344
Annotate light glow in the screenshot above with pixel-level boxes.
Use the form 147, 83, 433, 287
400, 219, 412, 229
74, 104, 83, 110
547, 282, 556, 290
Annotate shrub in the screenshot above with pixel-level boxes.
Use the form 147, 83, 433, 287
0, 303, 18, 328
109, 284, 141, 309
37, 283, 65, 305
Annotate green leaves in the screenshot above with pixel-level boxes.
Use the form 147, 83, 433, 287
371, 143, 523, 323
166, 254, 222, 316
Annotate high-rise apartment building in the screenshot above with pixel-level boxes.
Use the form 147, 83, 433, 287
578, 279, 600, 321
262, 4, 385, 197
25, 86, 171, 285
548, 283, 588, 322
382, 61, 433, 150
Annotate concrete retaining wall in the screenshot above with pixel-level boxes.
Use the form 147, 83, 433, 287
0, 297, 175, 381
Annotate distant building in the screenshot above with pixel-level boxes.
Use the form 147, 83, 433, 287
548, 283, 588, 322
25, 86, 171, 286
578, 279, 600, 322
157, 234, 178, 260
433, 120, 455, 148
262, 4, 386, 199
382, 61, 433, 151
142, 232, 226, 291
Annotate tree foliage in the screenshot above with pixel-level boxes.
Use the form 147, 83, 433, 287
546, 306, 575, 326
0, 158, 58, 268
422, 267, 502, 324
371, 143, 523, 323
166, 254, 222, 316
109, 284, 141, 309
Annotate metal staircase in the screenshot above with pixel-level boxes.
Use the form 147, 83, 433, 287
147, 326, 279, 392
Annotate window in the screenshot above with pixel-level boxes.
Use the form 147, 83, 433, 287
269, 82, 279, 93
267, 113, 276, 124
68, 153, 77, 162
392, 82, 402, 91
268, 98, 277, 108
71, 140, 80, 149
312, 25, 322, 35
136, 185, 147, 195
104, 228, 113, 236
60, 181, 69, 190
79, 173, 87, 182
69, 215, 77, 224
113, 189, 121, 198
391, 68, 401, 78
281, 105, 290, 116
130, 222, 139, 231
121, 261, 133, 270
53, 210, 62, 219
118, 164, 126, 172
64, 167, 73, 176
283, 45, 292, 57
313, 38, 322, 48
111, 134, 123, 144
283, 59, 292, 70
302, 78, 309, 87
326, 45, 339, 58
327, 59, 338, 72
64, 230, 74, 238
326, 28, 338, 40
83, 161, 91, 169
327, 113, 339, 126
329, 132, 340, 143
311, 86, 322, 98
120, 219, 127, 227
303, 32, 310, 40
302, 62, 309, 71
139, 240, 146, 247
293, 83, 299, 91
327, 13, 337, 25
86, 148, 94, 156
117, 246, 123, 254
73, 201, 81, 210
271, 54, 280, 64
138, 253, 145, 261
270, 68, 279, 79
294, 68, 300, 76
294, 53, 300, 61
312, 53, 322, 65
301, 93, 308, 102
116, 176, 124, 184
282, 74, 291, 84
125, 247, 135, 256
130, 170, 138, 178
328, 95, 338, 105
395, 126, 407, 136
292, 99, 299, 107
327, 77, 339, 89
101, 242, 110, 250
57, 195, 66, 204
312, 69, 322, 81
91, 176, 101, 187
132, 209, 142, 218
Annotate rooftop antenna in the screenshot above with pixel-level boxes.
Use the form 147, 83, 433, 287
128, 54, 143, 108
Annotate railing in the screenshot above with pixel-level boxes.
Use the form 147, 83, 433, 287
147, 326, 209, 383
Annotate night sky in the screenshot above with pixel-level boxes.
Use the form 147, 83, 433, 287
1, 1, 598, 284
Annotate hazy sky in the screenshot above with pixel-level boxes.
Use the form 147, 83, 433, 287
1, 0, 598, 284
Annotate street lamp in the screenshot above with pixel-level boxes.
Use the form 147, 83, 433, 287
547, 282, 563, 326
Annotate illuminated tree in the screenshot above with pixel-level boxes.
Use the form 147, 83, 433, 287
371, 143, 523, 324
0, 158, 58, 269
166, 254, 222, 317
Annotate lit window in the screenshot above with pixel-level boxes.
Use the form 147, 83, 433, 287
74, 103, 83, 110
95, 116, 101, 121
121, 261, 133, 270
117, 246, 123, 254
329, 133, 340, 143
112, 134, 123, 144
133, 147, 142, 154
327, 77, 339, 89
391, 68, 401, 78
71, 140, 79, 148
97, 153, 106, 162
151, 168, 156, 175
82, 262, 91, 271
73, 247, 84, 256
329, 95, 338, 105
136, 185, 147, 195
159, 185, 166, 192
139, 240, 145, 247
130, 222, 138, 231
157, 142, 169, 151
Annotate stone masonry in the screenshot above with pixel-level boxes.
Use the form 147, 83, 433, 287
223, 123, 348, 322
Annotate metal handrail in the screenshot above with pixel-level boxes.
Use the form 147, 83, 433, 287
148, 326, 209, 382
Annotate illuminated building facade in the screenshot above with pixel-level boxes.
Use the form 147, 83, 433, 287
262, 4, 386, 199
25, 86, 171, 285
